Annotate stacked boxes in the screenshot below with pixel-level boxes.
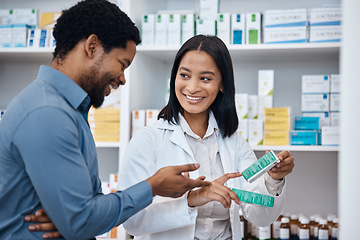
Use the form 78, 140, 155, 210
131, 109, 160, 137
263, 9, 308, 44
141, 14, 155, 46
258, 70, 274, 120
89, 107, 120, 142
309, 8, 342, 43
246, 12, 262, 44
264, 107, 290, 145
181, 13, 195, 44
231, 13, 246, 44
291, 116, 319, 145
217, 13, 231, 45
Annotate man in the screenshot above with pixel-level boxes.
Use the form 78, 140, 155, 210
0, 0, 210, 239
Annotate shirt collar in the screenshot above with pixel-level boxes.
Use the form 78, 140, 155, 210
179, 111, 219, 140
37, 65, 89, 111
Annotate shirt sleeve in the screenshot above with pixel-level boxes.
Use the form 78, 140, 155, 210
12, 107, 152, 239
264, 172, 285, 196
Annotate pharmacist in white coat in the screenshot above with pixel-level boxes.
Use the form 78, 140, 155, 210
118, 35, 294, 240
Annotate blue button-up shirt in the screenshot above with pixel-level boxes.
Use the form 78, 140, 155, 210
0, 65, 152, 239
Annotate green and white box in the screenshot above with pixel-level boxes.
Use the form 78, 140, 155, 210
235, 93, 248, 119
258, 70, 274, 96
181, 13, 195, 44
141, 14, 155, 46
199, 0, 219, 21
232, 188, 274, 207
231, 13, 246, 44
11, 9, 38, 27
246, 12, 262, 44
168, 14, 181, 46
155, 13, 169, 46
217, 13, 231, 45
248, 95, 258, 119
0, 9, 12, 25
242, 150, 280, 183
196, 17, 216, 35
248, 119, 264, 146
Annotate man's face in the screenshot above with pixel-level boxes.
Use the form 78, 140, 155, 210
80, 40, 136, 108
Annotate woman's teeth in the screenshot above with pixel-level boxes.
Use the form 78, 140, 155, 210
186, 95, 202, 100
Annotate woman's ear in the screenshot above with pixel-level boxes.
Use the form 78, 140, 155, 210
220, 83, 224, 93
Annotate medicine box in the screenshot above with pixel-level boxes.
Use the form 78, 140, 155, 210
330, 93, 340, 112
11, 9, 38, 27
132, 110, 145, 137
231, 13, 246, 44
0, 25, 12, 47
301, 93, 329, 112
196, 18, 216, 35
264, 107, 291, 131
309, 8, 342, 26
27, 29, 49, 47
142, 14, 155, 46
235, 93, 248, 119
258, 70, 274, 96
0, 9, 12, 25
264, 8, 307, 28
246, 12, 261, 44
145, 109, 160, 126
199, 0, 219, 21
242, 150, 280, 183
258, 95, 273, 120
330, 112, 340, 126
264, 26, 307, 44
217, 13, 231, 45
294, 116, 320, 130
310, 25, 342, 43
330, 74, 341, 93
181, 14, 195, 44
232, 188, 274, 207
321, 126, 339, 146
290, 130, 318, 145
302, 75, 330, 94
248, 95, 258, 119
168, 14, 181, 46
237, 119, 248, 141
264, 131, 289, 145
248, 119, 264, 146
155, 14, 169, 46
303, 112, 330, 128
12, 24, 31, 47
39, 11, 61, 29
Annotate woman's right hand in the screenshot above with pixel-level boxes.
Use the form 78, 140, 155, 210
187, 172, 242, 208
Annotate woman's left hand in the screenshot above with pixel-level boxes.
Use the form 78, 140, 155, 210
267, 150, 294, 180
25, 209, 62, 239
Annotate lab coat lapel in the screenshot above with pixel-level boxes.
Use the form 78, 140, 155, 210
217, 136, 236, 187
169, 125, 195, 160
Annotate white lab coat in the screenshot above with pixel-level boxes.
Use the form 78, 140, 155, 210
118, 118, 286, 240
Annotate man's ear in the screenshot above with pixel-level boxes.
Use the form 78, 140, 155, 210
85, 34, 99, 58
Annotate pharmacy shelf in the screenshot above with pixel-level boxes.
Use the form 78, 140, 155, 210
95, 142, 121, 148
136, 42, 341, 62
251, 145, 339, 152
0, 47, 54, 62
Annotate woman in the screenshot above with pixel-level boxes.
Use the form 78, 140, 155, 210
118, 35, 294, 240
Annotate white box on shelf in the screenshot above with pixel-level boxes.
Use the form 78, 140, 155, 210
196, 18, 216, 35
12, 24, 31, 47
181, 13, 195, 44
217, 13, 231, 45
309, 8, 342, 26
301, 93, 329, 112
258, 95, 273, 120
11, 8, 38, 27
302, 74, 330, 94
310, 25, 342, 43
141, 14, 155, 46
264, 8, 307, 28
330, 74, 341, 93
199, 0, 219, 21
27, 29, 49, 47
246, 12, 261, 44
145, 109, 160, 126
248, 95, 258, 119
231, 13, 246, 44
131, 110, 145, 137
235, 93, 249, 119
0, 25, 12, 47
248, 119, 264, 146
330, 112, 340, 126
167, 14, 181, 46
0, 9, 12, 25
264, 27, 307, 44
321, 126, 339, 146
258, 70, 274, 96
155, 13, 169, 46
303, 112, 330, 128
237, 119, 248, 141
330, 93, 340, 112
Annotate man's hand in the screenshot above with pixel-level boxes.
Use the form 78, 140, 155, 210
187, 172, 242, 208
146, 163, 211, 198
267, 150, 294, 180
25, 209, 62, 239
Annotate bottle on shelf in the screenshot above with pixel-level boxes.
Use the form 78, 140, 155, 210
318, 219, 329, 240
259, 225, 271, 240
298, 218, 310, 240
309, 215, 316, 240
331, 218, 339, 240
290, 214, 299, 240
280, 217, 290, 240
272, 214, 283, 240
314, 216, 321, 240
326, 215, 335, 239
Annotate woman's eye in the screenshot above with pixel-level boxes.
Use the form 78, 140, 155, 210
180, 73, 189, 78
201, 77, 211, 81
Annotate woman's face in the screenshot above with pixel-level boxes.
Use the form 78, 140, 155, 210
175, 50, 223, 120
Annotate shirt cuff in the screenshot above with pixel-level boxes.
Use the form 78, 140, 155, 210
264, 173, 285, 196
123, 180, 153, 212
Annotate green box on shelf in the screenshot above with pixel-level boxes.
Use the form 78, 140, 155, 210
232, 188, 274, 208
